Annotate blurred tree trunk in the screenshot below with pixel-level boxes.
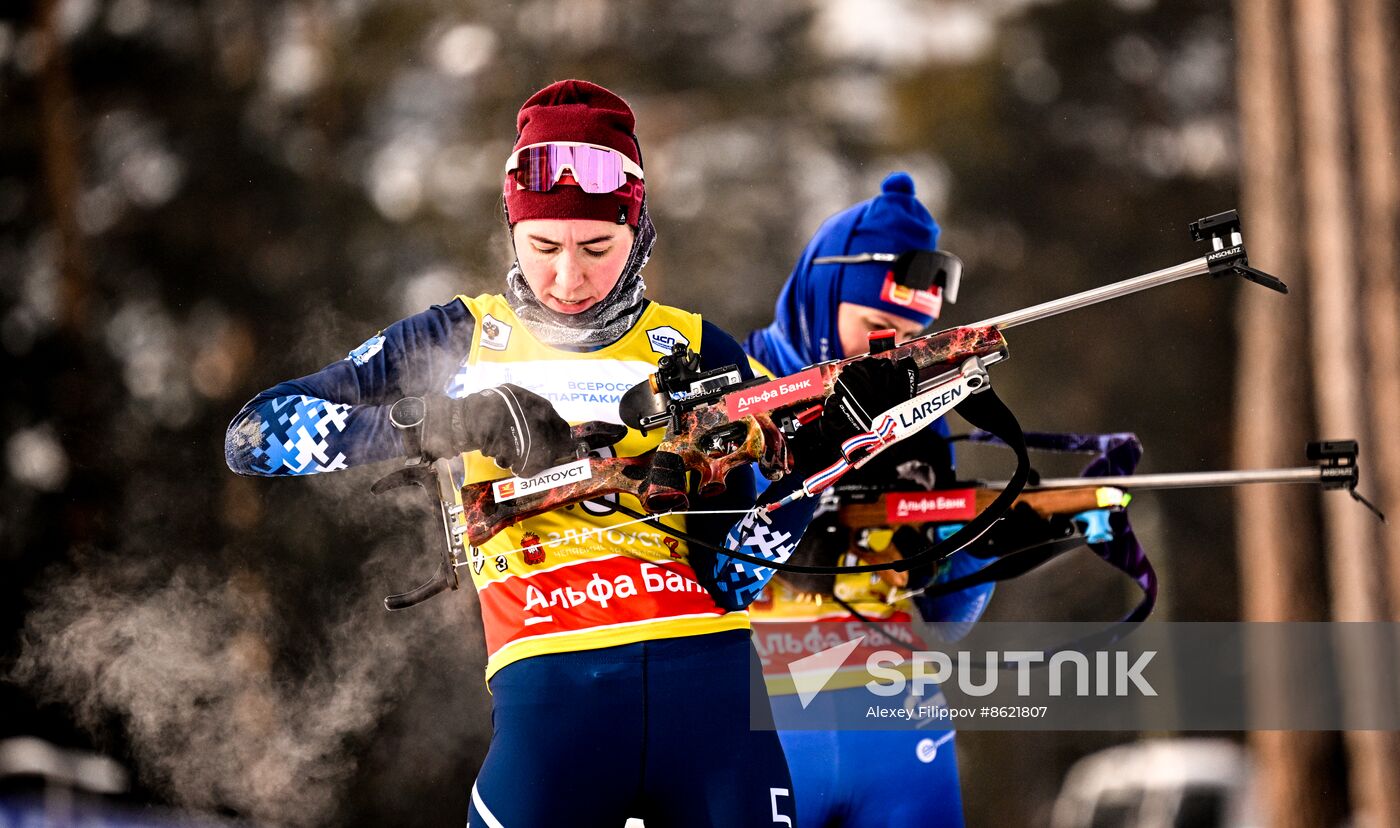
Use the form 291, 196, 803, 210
1349, 0, 1400, 620
1232, 1, 1337, 825
1348, 3, 1400, 821
1237, 0, 1400, 823
36, 0, 89, 335
1293, 1, 1400, 827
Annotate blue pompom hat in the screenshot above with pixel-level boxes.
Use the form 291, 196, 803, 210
745, 172, 942, 375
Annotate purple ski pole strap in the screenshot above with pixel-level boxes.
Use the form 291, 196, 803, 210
966, 429, 1157, 622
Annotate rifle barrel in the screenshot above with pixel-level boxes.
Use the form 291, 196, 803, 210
982, 467, 1330, 491
974, 256, 1211, 330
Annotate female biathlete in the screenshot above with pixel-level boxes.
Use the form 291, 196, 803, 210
225, 81, 909, 827
744, 173, 996, 828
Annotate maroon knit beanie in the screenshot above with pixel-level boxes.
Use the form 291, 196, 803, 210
504, 80, 645, 228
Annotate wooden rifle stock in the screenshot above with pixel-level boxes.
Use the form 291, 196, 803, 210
459, 414, 786, 546
460, 454, 651, 547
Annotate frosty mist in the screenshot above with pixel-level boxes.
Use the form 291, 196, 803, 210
7, 246, 501, 824
12, 532, 481, 825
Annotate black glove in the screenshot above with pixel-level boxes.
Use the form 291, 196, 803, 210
423, 384, 573, 477
823, 356, 919, 445
786, 357, 920, 476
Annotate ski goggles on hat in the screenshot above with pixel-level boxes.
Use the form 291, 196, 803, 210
504, 141, 645, 194
811, 249, 963, 303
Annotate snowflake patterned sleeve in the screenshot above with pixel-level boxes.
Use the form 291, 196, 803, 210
683, 319, 823, 610
224, 301, 474, 476
708, 474, 817, 611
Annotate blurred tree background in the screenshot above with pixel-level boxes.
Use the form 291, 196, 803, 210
1, 0, 1395, 825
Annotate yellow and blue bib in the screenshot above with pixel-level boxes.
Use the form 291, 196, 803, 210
454, 294, 750, 679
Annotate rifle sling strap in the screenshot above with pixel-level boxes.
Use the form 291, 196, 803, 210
618, 386, 1031, 577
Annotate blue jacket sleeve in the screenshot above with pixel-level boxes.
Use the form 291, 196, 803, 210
689, 320, 817, 611
224, 300, 474, 476
914, 553, 996, 639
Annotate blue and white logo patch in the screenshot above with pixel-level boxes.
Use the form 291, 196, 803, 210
347, 334, 386, 366
647, 325, 689, 356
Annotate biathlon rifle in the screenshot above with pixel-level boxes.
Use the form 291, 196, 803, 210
841, 439, 1383, 531
377, 210, 1288, 608
828, 439, 1385, 595
453, 209, 1283, 538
